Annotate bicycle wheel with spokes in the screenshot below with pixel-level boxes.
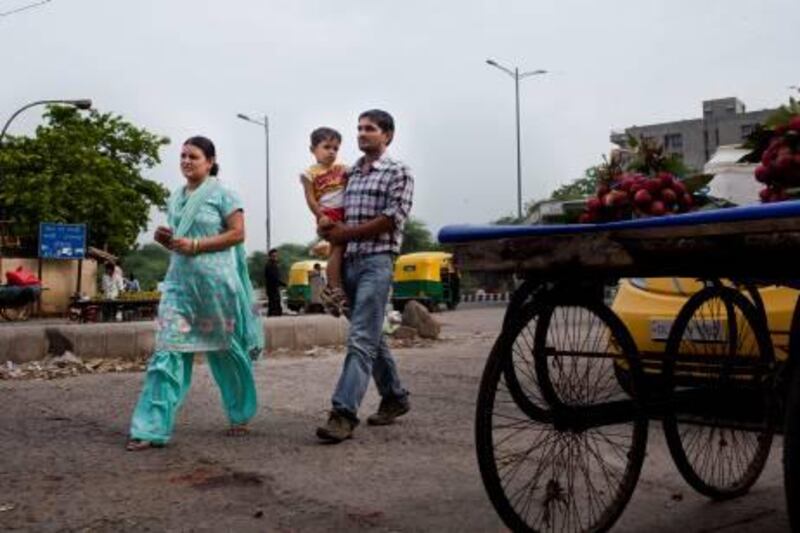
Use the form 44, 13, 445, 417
663, 286, 775, 500
476, 297, 647, 532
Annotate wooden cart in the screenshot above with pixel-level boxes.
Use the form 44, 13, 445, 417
439, 201, 800, 532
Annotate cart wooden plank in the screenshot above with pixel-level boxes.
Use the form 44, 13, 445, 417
439, 201, 800, 279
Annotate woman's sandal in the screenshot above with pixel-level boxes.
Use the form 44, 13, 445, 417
125, 439, 164, 451
225, 424, 250, 437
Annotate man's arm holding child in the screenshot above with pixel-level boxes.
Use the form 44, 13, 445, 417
320, 165, 413, 244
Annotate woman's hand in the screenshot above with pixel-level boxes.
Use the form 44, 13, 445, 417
171, 237, 194, 255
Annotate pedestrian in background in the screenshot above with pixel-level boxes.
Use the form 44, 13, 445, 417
264, 248, 285, 316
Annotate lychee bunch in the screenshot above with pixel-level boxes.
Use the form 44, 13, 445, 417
580, 171, 693, 223
754, 115, 800, 203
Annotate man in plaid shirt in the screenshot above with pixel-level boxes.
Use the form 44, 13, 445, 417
316, 109, 414, 443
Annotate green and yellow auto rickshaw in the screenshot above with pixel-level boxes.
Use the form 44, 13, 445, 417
392, 251, 460, 312
286, 260, 327, 313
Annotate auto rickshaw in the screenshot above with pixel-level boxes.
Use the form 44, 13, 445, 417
392, 251, 460, 312
286, 260, 327, 313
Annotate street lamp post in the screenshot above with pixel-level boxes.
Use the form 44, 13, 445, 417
486, 59, 547, 220
236, 113, 271, 253
0, 98, 92, 147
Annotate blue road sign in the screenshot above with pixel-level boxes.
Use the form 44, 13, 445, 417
39, 223, 87, 259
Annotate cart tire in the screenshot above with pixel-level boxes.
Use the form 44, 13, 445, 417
663, 286, 775, 501
476, 297, 647, 532
784, 296, 800, 532
784, 361, 800, 532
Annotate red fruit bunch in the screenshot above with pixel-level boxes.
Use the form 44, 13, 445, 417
579, 171, 694, 223
754, 114, 800, 203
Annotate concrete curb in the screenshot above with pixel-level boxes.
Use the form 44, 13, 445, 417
0, 316, 349, 364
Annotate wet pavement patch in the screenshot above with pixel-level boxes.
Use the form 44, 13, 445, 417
168, 466, 265, 489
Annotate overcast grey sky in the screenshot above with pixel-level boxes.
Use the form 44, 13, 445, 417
2, 0, 798, 252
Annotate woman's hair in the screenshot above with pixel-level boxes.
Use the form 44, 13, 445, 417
184, 135, 219, 176
310, 127, 341, 148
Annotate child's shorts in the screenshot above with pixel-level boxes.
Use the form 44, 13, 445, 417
320, 207, 345, 223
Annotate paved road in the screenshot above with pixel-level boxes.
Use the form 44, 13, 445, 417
0, 305, 791, 532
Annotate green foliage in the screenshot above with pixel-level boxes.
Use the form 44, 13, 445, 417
400, 217, 440, 253
550, 171, 599, 201
550, 154, 624, 202
740, 97, 800, 163
764, 97, 800, 129
120, 243, 170, 291
275, 243, 313, 275
247, 244, 314, 287
624, 135, 692, 177
0, 105, 170, 256
247, 250, 268, 288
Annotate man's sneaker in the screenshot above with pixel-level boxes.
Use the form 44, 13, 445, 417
367, 395, 410, 426
316, 410, 358, 443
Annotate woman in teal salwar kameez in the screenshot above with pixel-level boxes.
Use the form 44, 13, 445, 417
127, 136, 264, 451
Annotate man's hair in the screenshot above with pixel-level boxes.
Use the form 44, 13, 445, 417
359, 109, 395, 145
310, 127, 341, 148
268, 248, 278, 255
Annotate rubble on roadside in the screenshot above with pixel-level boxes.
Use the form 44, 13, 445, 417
1, 329, 445, 379
0, 352, 147, 381
400, 301, 441, 339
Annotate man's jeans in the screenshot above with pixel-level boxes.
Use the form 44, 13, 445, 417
331, 253, 408, 418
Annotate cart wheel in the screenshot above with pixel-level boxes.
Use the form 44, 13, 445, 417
476, 298, 647, 532
663, 286, 775, 500
0, 303, 32, 321
784, 361, 800, 532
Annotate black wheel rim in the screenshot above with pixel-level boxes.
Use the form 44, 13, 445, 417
477, 299, 647, 532
664, 287, 774, 499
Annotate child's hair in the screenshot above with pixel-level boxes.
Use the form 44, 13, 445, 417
310, 127, 341, 148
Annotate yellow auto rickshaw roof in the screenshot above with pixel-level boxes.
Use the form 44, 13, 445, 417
289, 260, 328, 273
288, 260, 327, 286
395, 251, 452, 268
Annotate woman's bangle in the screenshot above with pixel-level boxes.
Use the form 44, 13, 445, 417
193, 239, 200, 255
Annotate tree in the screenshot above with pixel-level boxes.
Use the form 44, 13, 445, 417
0, 105, 170, 256
121, 243, 170, 291
550, 169, 600, 201
401, 217, 439, 254
247, 250, 268, 288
